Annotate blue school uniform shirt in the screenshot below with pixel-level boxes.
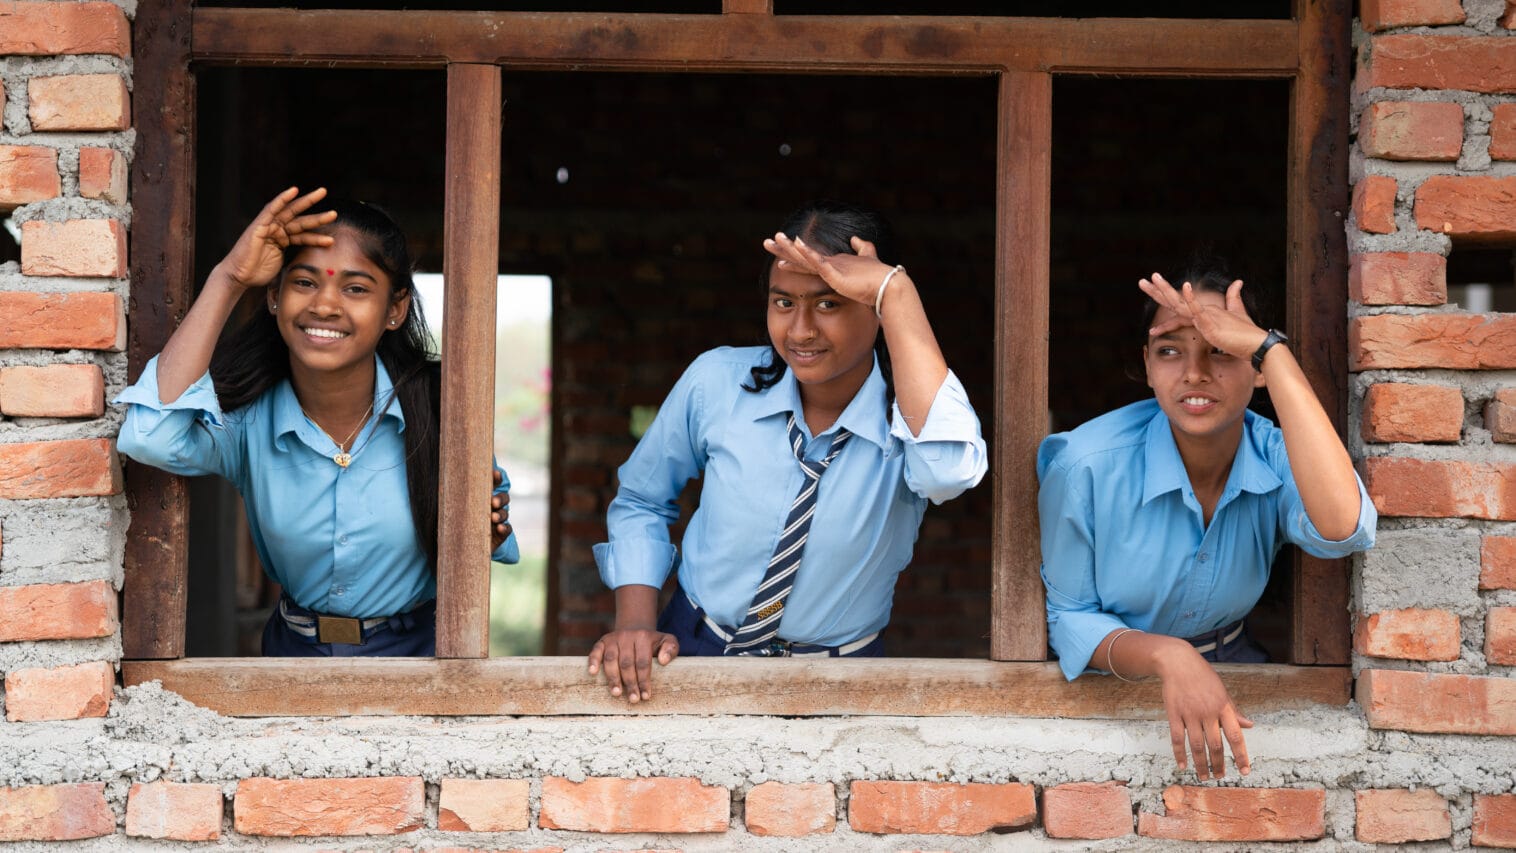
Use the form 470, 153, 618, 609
1037, 398, 1376, 681
115, 355, 518, 619
594, 346, 987, 647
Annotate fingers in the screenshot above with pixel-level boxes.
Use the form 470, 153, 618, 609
1187, 719, 1210, 781
616, 641, 641, 703
1147, 316, 1191, 338
283, 186, 329, 219
1221, 706, 1252, 777
587, 639, 605, 676
1204, 717, 1226, 779
493, 469, 504, 487
851, 236, 879, 258
1169, 718, 1188, 774
764, 233, 824, 276
656, 634, 680, 666
634, 641, 654, 703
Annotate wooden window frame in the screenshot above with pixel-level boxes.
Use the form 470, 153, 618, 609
122, 1, 1354, 716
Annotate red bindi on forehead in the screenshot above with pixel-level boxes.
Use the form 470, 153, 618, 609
325, 269, 335, 276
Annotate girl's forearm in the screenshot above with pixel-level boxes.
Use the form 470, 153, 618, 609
155, 266, 249, 403
1259, 345, 1362, 540
877, 273, 948, 435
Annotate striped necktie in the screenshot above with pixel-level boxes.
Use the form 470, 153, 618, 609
724, 413, 852, 656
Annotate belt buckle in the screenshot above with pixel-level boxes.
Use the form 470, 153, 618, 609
317, 615, 364, 645
765, 639, 793, 657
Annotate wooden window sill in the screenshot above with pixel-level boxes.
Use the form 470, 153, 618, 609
122, 658, 1347, 717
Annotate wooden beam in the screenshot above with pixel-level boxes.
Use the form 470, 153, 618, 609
436, 64, 502, 659
991, 71, 1051, 662
722, 0, 772, 13
1287, 0, 1352, 666
191, 11, 1297, 77
123, 0, 195, 659
123, 658, 1349, 718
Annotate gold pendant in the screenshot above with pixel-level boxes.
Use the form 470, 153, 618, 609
333, 452, 352, 468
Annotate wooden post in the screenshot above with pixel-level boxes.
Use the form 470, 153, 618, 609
123, 0, 195, 660
992, 70, 1051, 661
436, 63, 502, 659
1287, 0, 1352, 665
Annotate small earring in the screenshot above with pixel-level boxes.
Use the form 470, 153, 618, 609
389, 320, 398, 327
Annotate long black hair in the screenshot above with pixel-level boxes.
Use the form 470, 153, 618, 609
743, 199, 897, 414
208, 199, 443, 570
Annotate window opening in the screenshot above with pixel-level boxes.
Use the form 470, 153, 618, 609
1447, 248, 1516, 313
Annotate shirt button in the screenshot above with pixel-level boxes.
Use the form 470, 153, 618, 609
339, 535, 349, 545
332, 586, 345, 596
1197, 552, 1209, 563
1183, 610, 1195, 619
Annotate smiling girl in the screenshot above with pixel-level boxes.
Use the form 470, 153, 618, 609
1037, 262, 1375, 780
117, 187, 517, 656
587, 200, 987, 703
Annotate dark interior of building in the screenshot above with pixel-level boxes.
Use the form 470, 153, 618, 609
183, 62, 1291, 658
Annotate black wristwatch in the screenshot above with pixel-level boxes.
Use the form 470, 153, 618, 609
1252, 328, 1288, 372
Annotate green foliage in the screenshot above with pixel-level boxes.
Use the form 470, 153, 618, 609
489, 553, 545, 656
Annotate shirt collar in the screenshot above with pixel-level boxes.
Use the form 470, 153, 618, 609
272, 356, 406, 450
1140, 406, 1282, 505
732, 352, 891, 449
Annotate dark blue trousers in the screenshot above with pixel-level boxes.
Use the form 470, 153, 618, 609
657, 589, 885, 657
260, 597, 436, 657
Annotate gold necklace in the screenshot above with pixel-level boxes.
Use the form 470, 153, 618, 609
300, 401, 375, 468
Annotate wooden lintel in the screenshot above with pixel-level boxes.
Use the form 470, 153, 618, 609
723, 0, 772, 13
122, 658, 1348, 718
190, 11, 1297, 77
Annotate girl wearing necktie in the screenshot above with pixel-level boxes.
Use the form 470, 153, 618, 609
1038, 263, 1375, 780
588, 200, 987, 704
117, 187, 518, 656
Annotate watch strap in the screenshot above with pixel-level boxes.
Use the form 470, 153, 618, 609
1252, 329, 1287, 372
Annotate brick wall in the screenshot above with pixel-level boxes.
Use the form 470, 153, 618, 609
2, 1, 1516, 849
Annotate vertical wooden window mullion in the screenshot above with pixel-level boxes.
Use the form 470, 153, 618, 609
123, 0, 195, 660
436, 62, 503, 659
991, 70, 1051, 662
1286, 0, 1352, 665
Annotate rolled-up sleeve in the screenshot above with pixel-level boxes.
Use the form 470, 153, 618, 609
593, 359, 706, 591
114, 355, 240, 481
1282, 471, 1377, 558
1039, 455, 1128, 681
890, 370, 987, 504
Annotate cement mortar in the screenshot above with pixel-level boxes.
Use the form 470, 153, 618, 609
0, 496, 127, 588
0, 683, 1508, 851
0, 636, 119, 676
1355, 527, 1483, 614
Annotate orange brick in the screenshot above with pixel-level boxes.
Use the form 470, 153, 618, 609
1488, 607, 1516, 665
848, 781, 1035, 835
1476, 794, 1516, 848
27, 74, 128, 131
1361, 383, 1462, 443
0, 292, 123, 350
0, 783, 112, 841
126, 781, 222, 841
1362, 457, 1516, 520
0, 364, 105, 417
1505, 2, 1516, 29
1361, 101, 1463, 161
1491, 390, 1516, 443
0, 438, 121, 499
1359, 668, 1516, 735
1484, 536, 1516, 590
234, 777, 423, 837
1355, 608, 1461, 661
1494, 104, 1516, 161
1362, 35, 1516, 94
4, 661, 113, 722
1355, 789, 1451, 843
77, 147, 125, 204
745, 782, 835, 837
437, 779, 528, 833
0, 2, 129, 56
1360, 0, 1466, 30
1042, 781, 1132, 840
1353, 175, 1397, 234
1351, 314, 1516, 370
20, 219, 127, 278
0, 145, 60, 210
0, 580, 116, 641
1349, 252, 1445, 306
1137, 786, 1324, 842
1416, 175, 1516, 243
540, 777, 727, 833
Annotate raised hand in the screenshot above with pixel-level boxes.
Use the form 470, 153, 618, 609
218, 186, 337, 290
1140, 273, 1268, 361
587, 627, 681, 705
763, 232, 897, 308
